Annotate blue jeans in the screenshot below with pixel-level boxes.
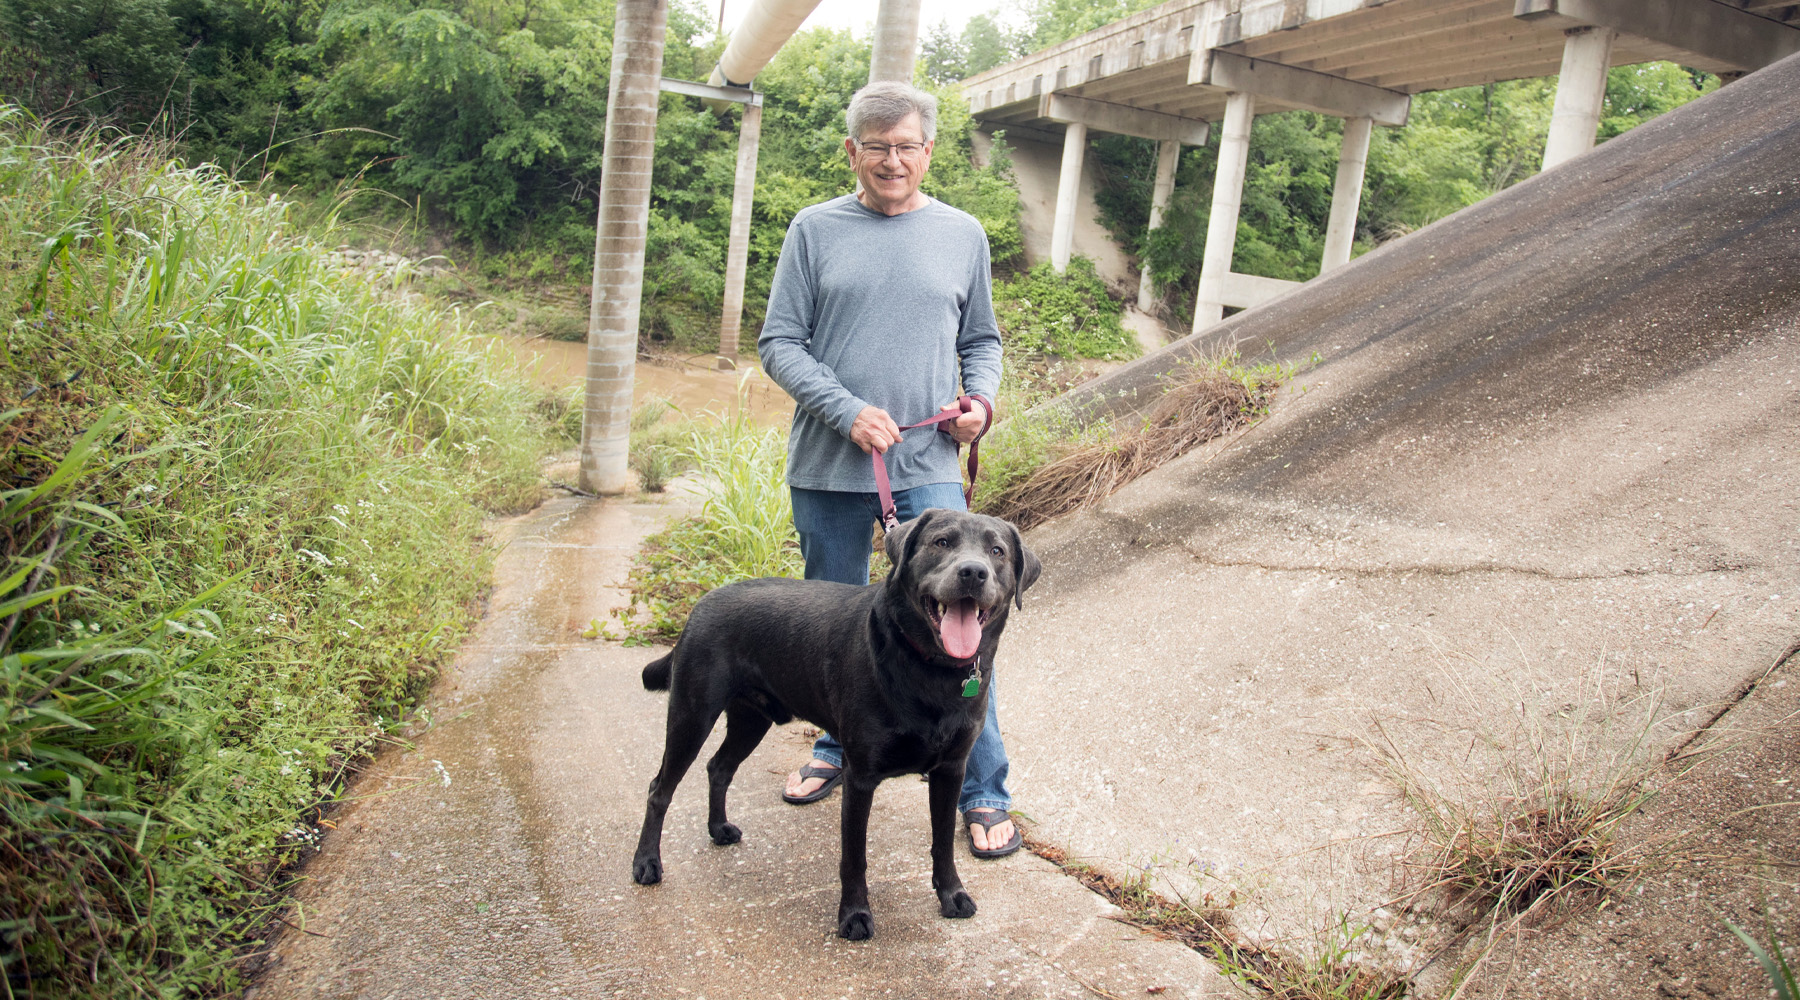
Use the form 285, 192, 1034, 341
790, 482, 1011, 815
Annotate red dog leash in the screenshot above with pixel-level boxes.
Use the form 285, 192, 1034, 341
872, 394, 993, 534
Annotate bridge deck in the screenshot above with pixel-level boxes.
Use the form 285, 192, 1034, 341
963, 0, 1799, 137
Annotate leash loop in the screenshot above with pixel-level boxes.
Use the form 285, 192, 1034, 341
874, 393, 992, 534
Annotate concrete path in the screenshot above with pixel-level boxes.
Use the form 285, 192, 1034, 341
252, 496, 1232, 1000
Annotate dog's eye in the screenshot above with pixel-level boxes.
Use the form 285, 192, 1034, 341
990, 545, 1004, 556
933, 538, 950, 548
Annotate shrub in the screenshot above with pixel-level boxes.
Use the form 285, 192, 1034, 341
0, 108, 546, 995
993, 257, 1138, 362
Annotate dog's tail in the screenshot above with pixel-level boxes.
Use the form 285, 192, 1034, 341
641, 651, 673, 691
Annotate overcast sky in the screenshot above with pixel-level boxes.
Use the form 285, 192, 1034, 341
714, 0, 1016, 39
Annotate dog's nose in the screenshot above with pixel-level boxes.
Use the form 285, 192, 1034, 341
956, 561, 989, 586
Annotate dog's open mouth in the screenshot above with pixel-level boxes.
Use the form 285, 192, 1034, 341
925, 598, 992, 660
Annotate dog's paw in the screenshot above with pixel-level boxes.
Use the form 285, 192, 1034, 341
836, 908, 874, 940
709, 821, 742, 846
631, 854, 663, 885
938, 889, 977, 919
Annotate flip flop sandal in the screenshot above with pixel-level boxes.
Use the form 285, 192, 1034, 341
781, 762, 844, 805
963, 808, 1023, 859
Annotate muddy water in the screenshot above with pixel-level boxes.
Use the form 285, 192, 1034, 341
497, 335, 795, 427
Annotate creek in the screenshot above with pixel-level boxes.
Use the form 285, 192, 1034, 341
496, 335, 795, 427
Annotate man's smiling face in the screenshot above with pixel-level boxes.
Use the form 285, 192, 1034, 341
846, 112, 934, 216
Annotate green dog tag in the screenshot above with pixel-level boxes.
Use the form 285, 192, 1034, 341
961, 675, 981, 698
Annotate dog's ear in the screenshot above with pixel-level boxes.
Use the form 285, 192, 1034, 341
884, 508, 937, 581
1009, 521, 1041, 610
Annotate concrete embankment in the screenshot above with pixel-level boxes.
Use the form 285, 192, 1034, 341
998, 50, 1800, 997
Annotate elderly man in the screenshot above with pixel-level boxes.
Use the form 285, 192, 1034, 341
756, 81, 1020, 859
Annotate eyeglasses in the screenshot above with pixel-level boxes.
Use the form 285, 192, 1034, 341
855, 140, 928, 160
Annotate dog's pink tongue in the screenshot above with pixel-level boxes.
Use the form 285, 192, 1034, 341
941, 598, 982, 660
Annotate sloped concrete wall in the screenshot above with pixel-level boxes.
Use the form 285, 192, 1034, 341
996, 50, 1800, 992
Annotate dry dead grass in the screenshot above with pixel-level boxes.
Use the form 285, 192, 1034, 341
981, 366, 1260, 530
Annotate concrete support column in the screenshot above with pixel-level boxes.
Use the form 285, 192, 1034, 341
1136, 139, 1181, 311
718, 100, 762, 364
1050, 122, 1088, 274
869, 0, 923, 83
581, 0, 668, 494
1320, 115, 1372, 274
1542, 26, 1616, 170
1193, 90, 1254, 331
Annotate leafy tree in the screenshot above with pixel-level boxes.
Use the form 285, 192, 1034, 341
920, 20, 966, 85
920, 13, 1020, 84
961, 15, 1016, 78
0, 0, 317, 170
1016, 0, 1164, 50
1600, 60, 1715, 139
303, 0, 619, 236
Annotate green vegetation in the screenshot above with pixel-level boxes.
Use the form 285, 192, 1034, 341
0, 0, 1023, 353
1728, 913, 1797, 1000
0, 109, 546, 996
993, 258, 1137, 363
616, 405, 802, 642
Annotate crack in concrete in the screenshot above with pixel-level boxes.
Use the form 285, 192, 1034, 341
1664, 637, 1800, 764
1171, 546, 1753, 583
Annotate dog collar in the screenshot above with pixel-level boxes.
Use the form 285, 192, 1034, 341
901, 633, 982, 697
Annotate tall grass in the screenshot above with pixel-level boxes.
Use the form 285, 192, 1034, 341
621, 402, 803, 641
0, 107, 545, 996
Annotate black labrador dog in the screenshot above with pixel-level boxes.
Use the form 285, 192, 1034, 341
631, 508, 1039, 940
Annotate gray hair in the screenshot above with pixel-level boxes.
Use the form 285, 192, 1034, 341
845, 81, 939, 142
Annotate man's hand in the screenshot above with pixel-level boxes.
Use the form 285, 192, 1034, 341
850, 406, 902, 454
942, 398, 989, 444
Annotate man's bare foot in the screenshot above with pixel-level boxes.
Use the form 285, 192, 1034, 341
963, 807, 1022, 857
781, 758, 843, 804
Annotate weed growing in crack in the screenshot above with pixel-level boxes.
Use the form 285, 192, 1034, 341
1025, 834, 1409, 999
1375, 687, 1674, 925
1207, 915, 1411, 1000
627, 396, 689, 493
1365, 670, 1699, 995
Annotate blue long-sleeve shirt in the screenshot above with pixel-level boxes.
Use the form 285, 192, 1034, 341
758, 195, 1003, 493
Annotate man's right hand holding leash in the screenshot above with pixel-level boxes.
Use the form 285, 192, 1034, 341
850, 406, 903, 455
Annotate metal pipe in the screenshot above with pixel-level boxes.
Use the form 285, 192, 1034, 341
711, 0, 827, 87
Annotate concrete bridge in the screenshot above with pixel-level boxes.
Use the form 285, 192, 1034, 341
959, 0, 1800, 330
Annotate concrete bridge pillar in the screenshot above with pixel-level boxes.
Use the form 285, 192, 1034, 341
1320, 116, 1372, 274
1051, 123, 1088, 273
718, 100, 762, 364
869, 0, 923, 83
1136, 139, 1181, 311
1193, 90, 1254, 331
1542, 26, 1616, 170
